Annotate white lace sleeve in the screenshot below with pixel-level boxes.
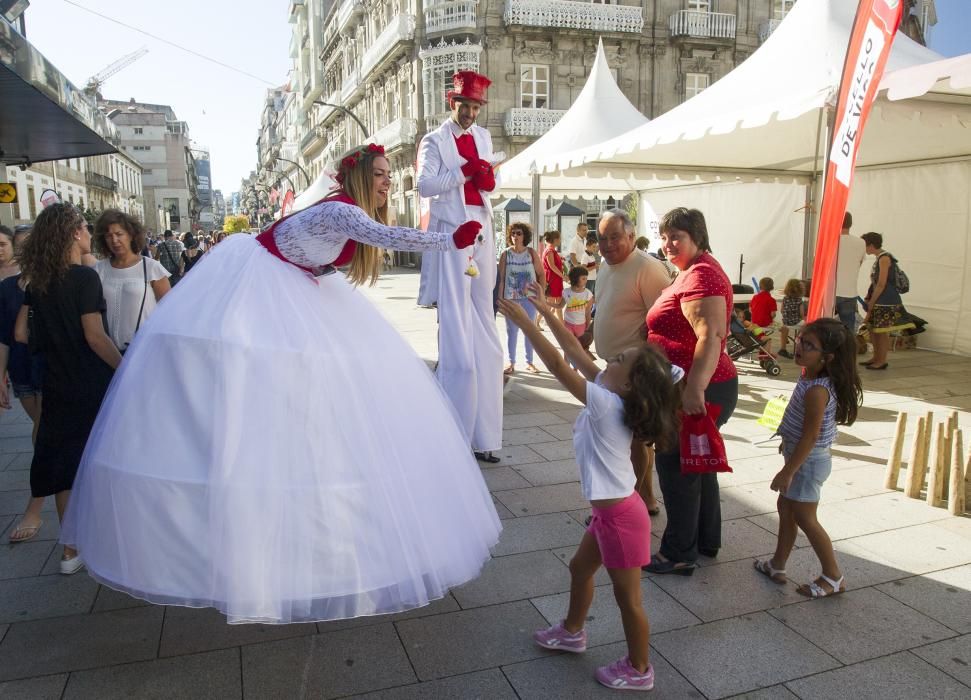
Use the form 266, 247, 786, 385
272, 201, 455, 268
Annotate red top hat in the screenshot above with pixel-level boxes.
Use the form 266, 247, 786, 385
447, 70, 491, 105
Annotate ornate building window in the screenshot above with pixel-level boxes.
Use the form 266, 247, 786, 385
687, 0, 710, 11
685, 72, 709, 100
419, 38, 483, 128
772, 0, 796, 20
520, 65, 549, 109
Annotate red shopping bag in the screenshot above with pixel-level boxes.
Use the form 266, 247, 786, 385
679, 403, 732, 474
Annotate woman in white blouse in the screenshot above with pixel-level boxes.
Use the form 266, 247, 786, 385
92, 210, 170, 352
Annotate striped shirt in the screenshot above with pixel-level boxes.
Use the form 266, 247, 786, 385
778, 376, 838, 448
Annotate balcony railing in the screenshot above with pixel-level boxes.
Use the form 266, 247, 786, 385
503, 108, 567, 137
668, 10, 736, 40
758, 18, 782, 44
425, 0, 477, 34
424, 112, 451, 134
340, 66, 362, 103
337, 0, 363, 33
85, 171, 118, 192
359, 13, 416, 79
369, 117, 419, 152
503, 0, 643, 34
300, 128, 322, 153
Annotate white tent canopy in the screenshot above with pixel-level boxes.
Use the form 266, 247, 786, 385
525, 0, 966, 189
519, 0, 971, 354
499, 39, 649, 188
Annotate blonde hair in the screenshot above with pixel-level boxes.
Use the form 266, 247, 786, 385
335, 144, 389, 286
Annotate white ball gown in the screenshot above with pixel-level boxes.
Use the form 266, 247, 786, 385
61, 200, 502, 624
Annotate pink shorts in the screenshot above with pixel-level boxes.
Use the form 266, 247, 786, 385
565, 321, 586, 337
587, 492, 652, 569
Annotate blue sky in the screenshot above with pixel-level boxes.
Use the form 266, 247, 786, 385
21, 1, 971, 195
24, 0, 292, 196
927, 0, 971, 57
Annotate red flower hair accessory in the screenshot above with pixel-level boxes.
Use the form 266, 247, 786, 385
335, 143, 386, 185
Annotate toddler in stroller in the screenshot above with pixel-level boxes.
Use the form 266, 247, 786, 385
728, 306, 782, 376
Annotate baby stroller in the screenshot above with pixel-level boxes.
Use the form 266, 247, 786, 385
728, 315, 782, 376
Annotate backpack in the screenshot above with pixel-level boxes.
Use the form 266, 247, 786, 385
890, 256, 910, 294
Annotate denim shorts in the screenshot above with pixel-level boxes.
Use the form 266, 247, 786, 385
11, 382, 41, 399
781, 442, 832, 502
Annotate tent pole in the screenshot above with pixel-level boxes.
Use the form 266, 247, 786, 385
531, 173, 541, 246
803, 106, 830, 279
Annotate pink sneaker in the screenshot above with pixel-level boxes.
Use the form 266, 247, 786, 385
595, 656, 655, 691
533, 622, 587, 653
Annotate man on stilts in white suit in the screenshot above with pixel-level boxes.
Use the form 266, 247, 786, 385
417, 70, 503, 463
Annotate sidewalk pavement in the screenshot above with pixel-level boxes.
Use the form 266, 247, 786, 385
1, 268, 970, 699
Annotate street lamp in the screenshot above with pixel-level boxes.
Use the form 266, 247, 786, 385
272, 156, 311, 189
313, 100, 369, 139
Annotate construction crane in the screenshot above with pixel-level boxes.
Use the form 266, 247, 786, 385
84, 47, 149, 94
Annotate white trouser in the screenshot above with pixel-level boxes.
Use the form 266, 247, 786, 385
435, 206, 503, 452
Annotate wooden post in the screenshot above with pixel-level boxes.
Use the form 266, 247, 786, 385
884, 412, 907, 490
948, 429, 965, 516
921, 411, 934, 480
926, 422, 945, 507
904, 417, 926, 499
942, 413, 958, 499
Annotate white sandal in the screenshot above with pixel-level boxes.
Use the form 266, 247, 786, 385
754, 559, 787, 584
798, 573, 845, 598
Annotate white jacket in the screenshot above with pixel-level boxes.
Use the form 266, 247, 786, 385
416, 119, 497, 305
417, 120, 496, 232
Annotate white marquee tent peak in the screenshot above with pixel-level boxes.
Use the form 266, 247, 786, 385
498, 38, 649, 187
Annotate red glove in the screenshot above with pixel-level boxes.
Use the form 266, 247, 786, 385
472, 166, 496, 192
452, 220, 482, 249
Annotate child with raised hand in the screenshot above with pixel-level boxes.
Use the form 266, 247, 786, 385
499, 282, 682, 692
562, 266, 593, 363
754, 318, 863, 598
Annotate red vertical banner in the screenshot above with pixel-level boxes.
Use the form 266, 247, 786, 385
806, 0, 904, 322
280, 190, 295, 217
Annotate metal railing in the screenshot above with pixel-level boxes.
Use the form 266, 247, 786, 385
85, 171, 118, 192
668, 10, 736, 39
503, 108, 567, 137
425, 0, 477, 34
369, 117, 419, 152
503, 0, 643, 34
758, 18, 782, 44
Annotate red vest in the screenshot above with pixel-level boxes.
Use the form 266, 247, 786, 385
454, 133, 484, 207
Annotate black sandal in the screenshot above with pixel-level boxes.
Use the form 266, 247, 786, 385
474, 451, 501, 464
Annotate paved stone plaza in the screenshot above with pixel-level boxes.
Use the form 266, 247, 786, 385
1, 269, 970, 699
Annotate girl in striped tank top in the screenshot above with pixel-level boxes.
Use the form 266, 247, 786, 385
755, 319, 862, 599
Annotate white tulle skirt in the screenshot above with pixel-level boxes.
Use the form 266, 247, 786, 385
62, 235, 501, 624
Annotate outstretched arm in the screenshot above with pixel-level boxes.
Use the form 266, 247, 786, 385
275, 201, 470, 254
499, 295, 587, 405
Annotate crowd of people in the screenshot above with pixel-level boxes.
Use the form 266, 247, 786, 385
0, 68, 883, 694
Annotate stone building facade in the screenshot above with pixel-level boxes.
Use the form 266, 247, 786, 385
101, 98, 198, 232
261, 0, 932, 228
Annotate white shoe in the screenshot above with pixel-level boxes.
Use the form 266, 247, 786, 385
60, 555, 85, 575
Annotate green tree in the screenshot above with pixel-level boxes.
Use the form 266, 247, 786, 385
223, 215, 249, 233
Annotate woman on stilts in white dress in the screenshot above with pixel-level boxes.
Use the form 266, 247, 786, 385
61, 144, 501, 624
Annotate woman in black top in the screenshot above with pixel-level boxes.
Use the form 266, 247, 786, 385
14, 204, 121, 574
181, 234, 203, 275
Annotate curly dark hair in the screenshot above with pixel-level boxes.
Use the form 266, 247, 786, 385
622, 343, 682, 448
506, 221, 533, 247
568, 265, 588, 286
801, 318, 863, 426
93, 209, 147, 258
17, 203, 86, 294
659, 207, 712, 253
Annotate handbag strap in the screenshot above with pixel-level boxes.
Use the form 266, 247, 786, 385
133, 257, 148, 336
